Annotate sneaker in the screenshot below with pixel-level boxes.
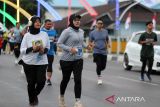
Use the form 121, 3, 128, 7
46, 79, 52, 86
97, 76, 103, 85
34, 96, 39, 106
71, 73, 74, 79
10, 51, 14, 55
140, 73, 145, 81
15, 59, 18, 65
140, 77, 144, 81
146, 74, 152, 82
1, 50, 5, 54
29, 103, 35, 107
29, 96, 38, 107
74, 101, 83, 107
20, 66, 25, 74
98, 79, 103, 85
58, 96, 66, 107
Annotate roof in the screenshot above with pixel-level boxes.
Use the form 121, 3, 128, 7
54, 1, 160, 29
49, 0, 160, 9
138, 0, 160, 10
54, 1, 131, 28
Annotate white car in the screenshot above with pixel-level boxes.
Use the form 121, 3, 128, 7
123, 31, 160, 72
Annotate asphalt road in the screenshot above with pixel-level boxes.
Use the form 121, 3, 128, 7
0, 54, 160, 107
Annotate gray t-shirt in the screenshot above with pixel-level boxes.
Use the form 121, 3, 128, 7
57, 27, 86, 61
89, 29, 108, 55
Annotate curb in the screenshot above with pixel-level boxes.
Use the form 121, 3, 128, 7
57, 52, 124, 62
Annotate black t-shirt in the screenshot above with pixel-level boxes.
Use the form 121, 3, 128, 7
138, 32, 157, 57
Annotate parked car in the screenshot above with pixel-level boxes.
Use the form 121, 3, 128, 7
123, 31, 160, 71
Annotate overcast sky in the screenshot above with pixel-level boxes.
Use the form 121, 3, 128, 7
96, 0, 160, 7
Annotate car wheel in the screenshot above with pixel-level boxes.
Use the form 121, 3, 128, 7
123, 54, 132, 70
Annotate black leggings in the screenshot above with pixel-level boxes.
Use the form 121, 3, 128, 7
141, 57, 153, 77
2, 40, 7, 51
14, 43, 21, 58
93, 54, 107, 76
60, 59, 83, 98
23, 63, 47, 104
47, 55, 54, 72
9, 42, 14, 52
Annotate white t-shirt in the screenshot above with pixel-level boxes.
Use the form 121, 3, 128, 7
20, 31, 50, 65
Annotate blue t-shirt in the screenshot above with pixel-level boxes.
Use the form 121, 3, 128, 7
89, 29, 108, 55
41, 28, 57, 55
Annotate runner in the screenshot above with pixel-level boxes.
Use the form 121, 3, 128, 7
20, 16, 50, 107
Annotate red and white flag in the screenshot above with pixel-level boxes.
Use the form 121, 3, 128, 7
125, 12, 131, 30
152, 13, 156, 30
90, 19, 97, 30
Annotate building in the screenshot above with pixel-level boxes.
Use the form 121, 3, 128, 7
54, 1, 160, 37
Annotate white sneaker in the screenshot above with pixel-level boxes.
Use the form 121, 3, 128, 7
58, 96, 66, 107
71, 73, 74, 79
74, 101, 84, 107
20, 66, 25, 75
15, 59, 18, 65
98, 79, 102, 85
10, 51, 14, 55
1, 50, 5, 54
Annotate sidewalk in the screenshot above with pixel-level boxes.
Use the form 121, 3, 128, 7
57, 52, 124, 62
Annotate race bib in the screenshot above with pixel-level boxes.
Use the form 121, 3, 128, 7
49, 37, 54, 42
146, 38, 154, 45
76, 47, 83, 57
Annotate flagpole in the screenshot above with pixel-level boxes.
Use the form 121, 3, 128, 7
68, 0, 72, 26
115, 0, 120, 58
152, 12, 156, 31
125, 12, 131, 39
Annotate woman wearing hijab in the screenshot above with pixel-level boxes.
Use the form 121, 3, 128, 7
20, 16, 50, 107
57, 14, 90, 107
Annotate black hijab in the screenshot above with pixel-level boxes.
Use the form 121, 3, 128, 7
29, 16, 41, 34
69, 14, 81, 31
